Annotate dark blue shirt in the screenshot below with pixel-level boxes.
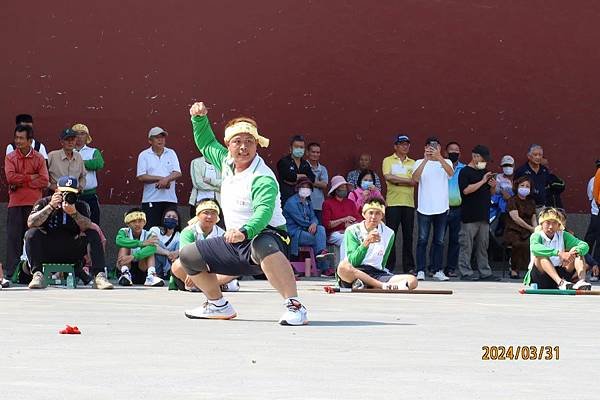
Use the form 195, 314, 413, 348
514, 163, 550, 206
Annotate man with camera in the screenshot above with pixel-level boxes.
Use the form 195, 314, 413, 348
24, 176, 113, 289
412, 136, 454, 281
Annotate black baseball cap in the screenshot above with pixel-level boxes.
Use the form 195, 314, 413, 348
60, 128, 77, 140
472, 145, 491, 161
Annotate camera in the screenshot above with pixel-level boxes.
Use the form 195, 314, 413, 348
62, 192, 78, 205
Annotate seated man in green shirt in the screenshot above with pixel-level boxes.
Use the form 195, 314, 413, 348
170, 198, 238, 292
115, 208, 162, 287
528, 207, 591, 290
337, 198, 418, 290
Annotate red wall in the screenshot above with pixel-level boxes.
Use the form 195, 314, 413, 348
2, 1, 599, 211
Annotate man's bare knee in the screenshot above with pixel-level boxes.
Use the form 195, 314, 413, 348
336, 260, 355, 280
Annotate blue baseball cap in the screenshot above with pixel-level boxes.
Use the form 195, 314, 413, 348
394, 134, 410, 144
57, 176, 79, 193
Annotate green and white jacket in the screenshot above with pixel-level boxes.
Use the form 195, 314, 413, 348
343, 221, 395, 270
191, 115, 286, 239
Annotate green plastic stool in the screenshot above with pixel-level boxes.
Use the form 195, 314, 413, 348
43, 263, 76, 288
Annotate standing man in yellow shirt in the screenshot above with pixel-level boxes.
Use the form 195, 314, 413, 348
382, 134, 416, 273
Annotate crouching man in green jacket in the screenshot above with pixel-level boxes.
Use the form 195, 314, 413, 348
179, 101, 307, 326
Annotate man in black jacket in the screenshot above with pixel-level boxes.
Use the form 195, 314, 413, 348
276, 135, 315, 206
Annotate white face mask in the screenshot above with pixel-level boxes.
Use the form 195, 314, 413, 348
503, 167, 514, 175
476, 161, 487, 170
298, 188, 312, 198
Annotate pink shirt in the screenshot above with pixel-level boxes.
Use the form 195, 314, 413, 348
348, 187, 384, 213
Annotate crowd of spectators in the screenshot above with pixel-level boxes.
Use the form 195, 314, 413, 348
2, 112, 599, 292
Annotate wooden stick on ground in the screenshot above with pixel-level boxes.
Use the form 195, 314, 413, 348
324, 286, 453, 294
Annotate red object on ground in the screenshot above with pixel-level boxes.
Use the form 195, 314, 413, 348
324, 286, 336, 294
59, 325, 81, 334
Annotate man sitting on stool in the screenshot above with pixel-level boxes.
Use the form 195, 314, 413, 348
24, 176, 112, 289
528, 207, 591, 290
337, 198, 418, 290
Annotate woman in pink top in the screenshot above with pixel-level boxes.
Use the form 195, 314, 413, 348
348, 169, 384, 213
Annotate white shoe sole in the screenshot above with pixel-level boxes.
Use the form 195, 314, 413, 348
145, 280, 165, 287
279, 319, 309, 326
184, 311, 237, 320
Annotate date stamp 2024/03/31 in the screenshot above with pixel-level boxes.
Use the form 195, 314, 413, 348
482, 346, 559, 361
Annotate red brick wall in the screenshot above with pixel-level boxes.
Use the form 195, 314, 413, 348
2, 1, 599, 211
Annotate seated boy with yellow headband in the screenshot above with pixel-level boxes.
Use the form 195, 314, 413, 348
115, 208, 162, 286
337, 198, 418, 290
526, 207, 591, 290
170, 198, 239, 292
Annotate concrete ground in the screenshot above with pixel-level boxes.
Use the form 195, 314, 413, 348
1, 278, 599, 400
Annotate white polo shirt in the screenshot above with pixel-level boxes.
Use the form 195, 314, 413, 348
414, 158, 453, 215
136, 147, 181, 203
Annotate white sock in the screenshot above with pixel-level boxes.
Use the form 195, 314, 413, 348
209, 297, 227, 307
147, 267, 156, 276
120, 266, 129, 273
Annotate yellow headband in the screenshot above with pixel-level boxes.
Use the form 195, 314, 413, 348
188, 201, 221, 226
124, 211, 146, 225
538, 208, 565, 230
224, 121, 269, 148
71, 123, 92, 144
362, 201, 386, 215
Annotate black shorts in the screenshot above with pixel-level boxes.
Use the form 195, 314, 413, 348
530, 265, 574, 289
196, 228, 290, 276
338, 264, 394, 288
129, 262, 147, 285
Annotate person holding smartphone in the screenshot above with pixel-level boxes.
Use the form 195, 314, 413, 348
457, 145, 501, 281
412, 137, 454, 281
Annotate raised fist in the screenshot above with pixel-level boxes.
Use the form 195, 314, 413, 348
189, 102, 208, 117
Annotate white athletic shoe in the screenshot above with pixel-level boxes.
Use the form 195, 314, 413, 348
352, 279, 365, 290
118, 270, 133, 286
572, 279, 592, 290
1, 278, 10, 288
279, 299, 308, 326
591, 275, 599, 282
558, 279, 573, 290
433, 271, 450, 281
220, 279, 240, 292
185, 300, 237, 320
144, 274, 164, 287
416, 271, 425, 281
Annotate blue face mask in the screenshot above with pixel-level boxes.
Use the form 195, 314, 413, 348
292, 147, 305, 158
360, 181, 373, 190
163, 217, 178, 229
